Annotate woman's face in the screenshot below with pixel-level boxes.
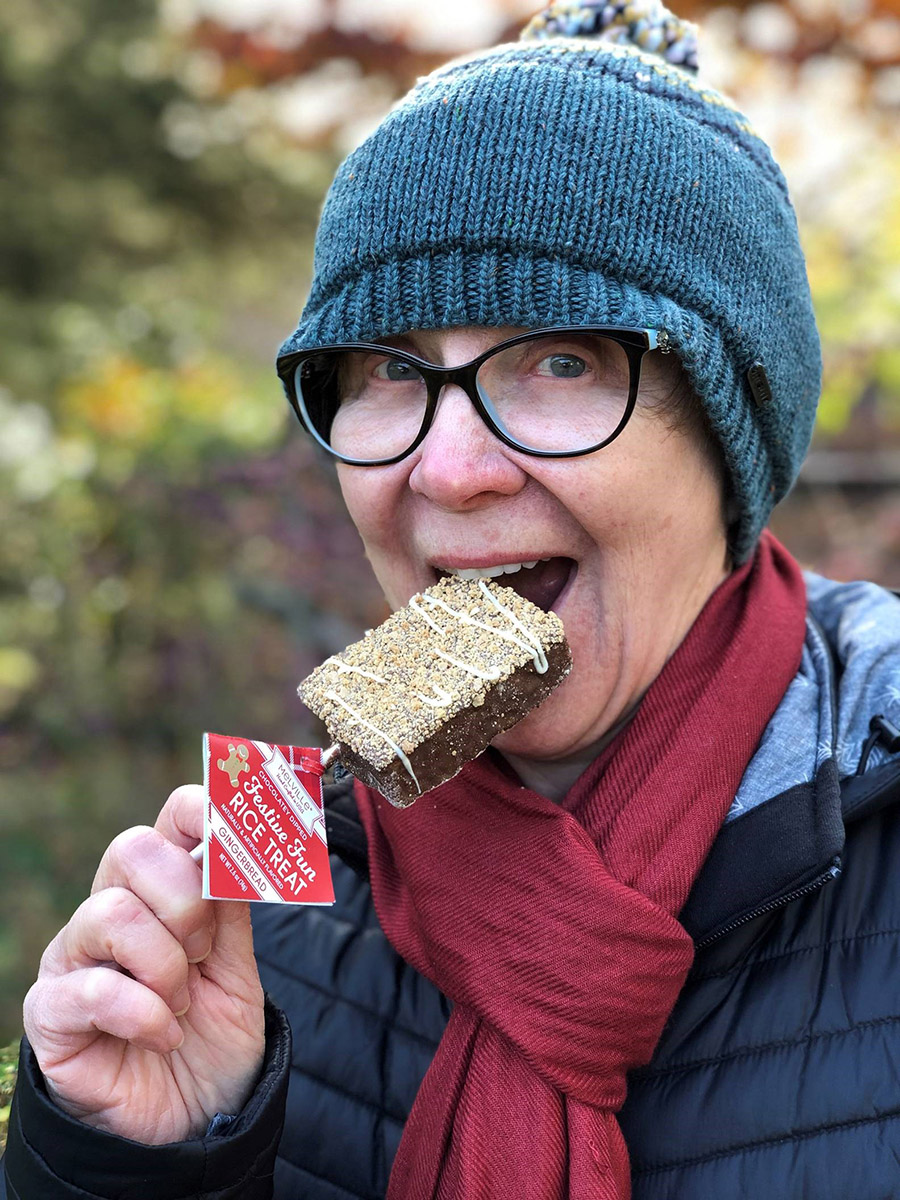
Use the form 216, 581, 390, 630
336, 326, 730, 764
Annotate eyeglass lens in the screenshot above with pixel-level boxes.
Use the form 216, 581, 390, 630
295, 332, 632, 461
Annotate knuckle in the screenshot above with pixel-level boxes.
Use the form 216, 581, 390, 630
23, 976, 74, 1048
109, 824, 158, 863
80, 966, 113, 1015
38, 926, 69, 976
164, 783, 204, 809
95, 826, 166, 891
92, 891, 184, 985
23, 979, 44, 1033
92, 886, 146, 937
162, 887, 205, 932
157, 783, 206, 844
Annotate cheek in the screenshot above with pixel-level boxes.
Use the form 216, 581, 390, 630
554, 459, 656, 552
336, 465, 415, 605
618, 427, 725, 544
337, 465, 397, 548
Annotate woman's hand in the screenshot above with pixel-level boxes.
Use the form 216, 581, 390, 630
23, 785, 266, 1146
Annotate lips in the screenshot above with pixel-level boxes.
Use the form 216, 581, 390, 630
435, 556, 576, 612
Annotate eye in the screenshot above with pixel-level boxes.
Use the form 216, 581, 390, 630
535, 353, 587, 379
373, 359, 423, 383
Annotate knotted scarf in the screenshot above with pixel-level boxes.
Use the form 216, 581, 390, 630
355, 532, 807, 1198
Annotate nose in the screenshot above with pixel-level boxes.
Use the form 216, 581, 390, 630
407, 383, 528, 511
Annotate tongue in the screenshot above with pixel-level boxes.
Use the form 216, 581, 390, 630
501, 557, 573, 611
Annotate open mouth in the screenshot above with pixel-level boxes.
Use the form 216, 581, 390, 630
435, 557, 576, 612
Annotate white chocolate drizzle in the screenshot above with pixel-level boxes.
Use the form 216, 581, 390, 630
408, 596, 444, 635
326, 657, 387, 685
478, 579, 549, 673
328, 657, 452, 707
415, 580, 550, 675
317, 581, 553, 780
433, 649, 502, 680
324, 690, 421, 791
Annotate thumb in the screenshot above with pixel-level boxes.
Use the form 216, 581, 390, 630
202, 898, 260, 997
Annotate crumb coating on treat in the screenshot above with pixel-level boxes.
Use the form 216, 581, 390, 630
298, 577, 568, 772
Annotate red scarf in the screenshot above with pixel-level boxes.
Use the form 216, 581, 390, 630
356, 532, 807, 1199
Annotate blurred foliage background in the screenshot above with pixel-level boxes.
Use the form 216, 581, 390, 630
1, 0, 899, 1045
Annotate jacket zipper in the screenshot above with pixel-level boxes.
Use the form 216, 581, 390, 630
695, 858, 841, 951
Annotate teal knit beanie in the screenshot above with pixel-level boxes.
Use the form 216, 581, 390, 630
278, 0, 821, 563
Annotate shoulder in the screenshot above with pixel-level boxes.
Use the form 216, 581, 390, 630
803, 572, 900, 678
807, 573, 900, 781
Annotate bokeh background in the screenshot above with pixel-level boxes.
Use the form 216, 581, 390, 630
2, 0, 899, 1060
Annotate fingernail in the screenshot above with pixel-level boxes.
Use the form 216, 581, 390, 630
184, 930, 212, 963
173, 988, 191, 1017
169, 1023, 185, 1051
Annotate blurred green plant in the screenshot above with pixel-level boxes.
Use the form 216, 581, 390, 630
805, 157, 900, 437
0, 1040, 17, 1154
0, 0, 332, 399
0, 0, 383, 1040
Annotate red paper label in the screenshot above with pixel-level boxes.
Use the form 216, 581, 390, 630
202, 733, 335, 905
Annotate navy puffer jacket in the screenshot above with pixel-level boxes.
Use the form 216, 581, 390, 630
5, 575, 900, 1199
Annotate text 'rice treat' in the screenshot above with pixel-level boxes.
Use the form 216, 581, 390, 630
299, 576, 572, 807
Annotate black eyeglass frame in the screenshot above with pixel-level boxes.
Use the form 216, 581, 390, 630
276, 325, 667, 467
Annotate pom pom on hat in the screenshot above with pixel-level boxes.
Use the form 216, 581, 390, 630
522, 0, 699, 73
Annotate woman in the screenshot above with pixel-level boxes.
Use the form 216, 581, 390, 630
5, 2, 900, 1197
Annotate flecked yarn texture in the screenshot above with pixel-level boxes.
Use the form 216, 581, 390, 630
278, 31, 821, 562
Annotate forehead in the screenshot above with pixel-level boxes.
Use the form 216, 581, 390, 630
378, 326, 529, 363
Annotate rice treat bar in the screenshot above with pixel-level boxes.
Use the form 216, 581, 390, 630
299, 576, 572, 807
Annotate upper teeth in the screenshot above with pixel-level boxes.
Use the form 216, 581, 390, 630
446, 560, 542, 580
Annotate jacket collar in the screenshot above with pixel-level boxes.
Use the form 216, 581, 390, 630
681, 575, 900, 945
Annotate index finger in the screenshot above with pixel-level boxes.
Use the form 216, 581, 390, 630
155, 784, 205, 851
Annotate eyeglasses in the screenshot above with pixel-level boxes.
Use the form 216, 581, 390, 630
276, 326, 670, 466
